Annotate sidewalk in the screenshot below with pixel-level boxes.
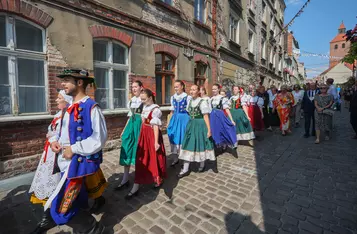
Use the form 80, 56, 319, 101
0, 109, 356, 234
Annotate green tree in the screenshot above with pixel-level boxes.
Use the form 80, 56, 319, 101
342, 41, 357, 64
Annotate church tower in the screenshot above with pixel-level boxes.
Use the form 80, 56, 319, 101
329, 21, 350, 68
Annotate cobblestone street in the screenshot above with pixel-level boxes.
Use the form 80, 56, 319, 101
1, 109, 357, 234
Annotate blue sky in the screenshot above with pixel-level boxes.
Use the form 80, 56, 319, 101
284, 0, 357, 78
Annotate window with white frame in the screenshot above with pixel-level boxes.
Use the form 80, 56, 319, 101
270, 13, 274, 30
249, 0, 256, 11
194, 0, 206, 23
273, 53, 276, 68
229, 15, 239, 43
278, 56, 282, 71
248, 31, 254, 53
262, 1, 267, 22
93, 40, 129, 110
261, 38, 266, 59
269, 49, 273, 64
0, 15, 46, 116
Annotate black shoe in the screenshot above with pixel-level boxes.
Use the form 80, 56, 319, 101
90, 196, 105, 214
303, 134, 309, 138
114, 180, 130, 191
178, 171, 190, 179
170, 160, 179, 167
30, 211, 56, 234
198, 166, 205, 173
125, 190, 139, 200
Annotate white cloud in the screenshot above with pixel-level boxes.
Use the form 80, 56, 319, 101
286, 0, 303, 5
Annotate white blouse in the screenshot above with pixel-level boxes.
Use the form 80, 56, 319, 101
142, 104, 162, 126
47, 110, 63, 144
187, 97, 211, 115
246, 95, 264, 108
210, 95, 230, 110
127, 96, 142, 117
169, 92, 191, 111
230, 94, 245, 108
292, 90, 304, 105
267, 90, 277, 108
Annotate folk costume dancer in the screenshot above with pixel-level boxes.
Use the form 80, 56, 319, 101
126, 89, 167, 199
273, 85, 295, 136
178, 85, 215, 178
209, 84, 238, 150
116, 81, 144, 190
29, 90, 71, 234
243, 88, 264, 131
245, 89, 265, 132
230, 86, 255, 141
167, 80, 191, 166
45, 69, 108, 233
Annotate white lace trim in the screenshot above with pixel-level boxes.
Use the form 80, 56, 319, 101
179, 149, 216, 162
29, 149, 61, 200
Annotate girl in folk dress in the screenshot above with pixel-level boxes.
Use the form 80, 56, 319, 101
210, 84, 238, 149
245, 89, 265, 131
273, 85, 295, 136
230, 86, 255, 141
167, 80, 191, 166
126, 89, 167, 199
116, 81, 144, 190
178, 85, 215, 178
29, 90, 71, 205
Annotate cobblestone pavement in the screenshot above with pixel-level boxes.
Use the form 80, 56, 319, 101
1, 109, 357, 234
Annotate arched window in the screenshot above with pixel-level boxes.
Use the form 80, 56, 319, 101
342, 43, 345, 48
93, 40, 129, 109
194, 62, 207, 86
155, 53, 175, 104
334, 44, 338, 49
0, 15, 46, 116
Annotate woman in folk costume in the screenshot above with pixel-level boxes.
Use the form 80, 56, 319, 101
29, 90, 70, 234
245, 88, 265, 131
45, 69, 107, 233
126, 89, 166, 199
230, 86, 255, 141
209, 84, 238, 149
167, 80, 191, 166
178, 85, 215, 178
115, 80, 144, 190
200, 86, 212, 111
273, 84, 295, 136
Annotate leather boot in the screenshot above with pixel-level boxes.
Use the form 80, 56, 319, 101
30, 209, 56, 234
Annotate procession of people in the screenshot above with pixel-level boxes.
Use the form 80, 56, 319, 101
28, 68, 350, 234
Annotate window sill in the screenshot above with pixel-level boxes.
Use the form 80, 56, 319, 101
0, 114, 53, 123
153, 0, 181, 16
193, 19, 211, 33
229, 39, 241, 49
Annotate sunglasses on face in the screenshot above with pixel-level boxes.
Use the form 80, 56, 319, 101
320, 87, 327, 89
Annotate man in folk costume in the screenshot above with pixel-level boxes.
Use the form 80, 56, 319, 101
45, 69, 108, 233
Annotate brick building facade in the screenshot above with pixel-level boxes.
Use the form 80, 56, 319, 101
0, 0, 286, 178
0, 0, 219, 178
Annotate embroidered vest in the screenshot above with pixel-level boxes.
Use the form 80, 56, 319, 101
67, 98, 102, 179
173, 96, 188, 114
231, 97, 241, 109
143, 107, 158, 125
212, 97, 223, 110
130, 101, 144, 116
188, 99, 204, 119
